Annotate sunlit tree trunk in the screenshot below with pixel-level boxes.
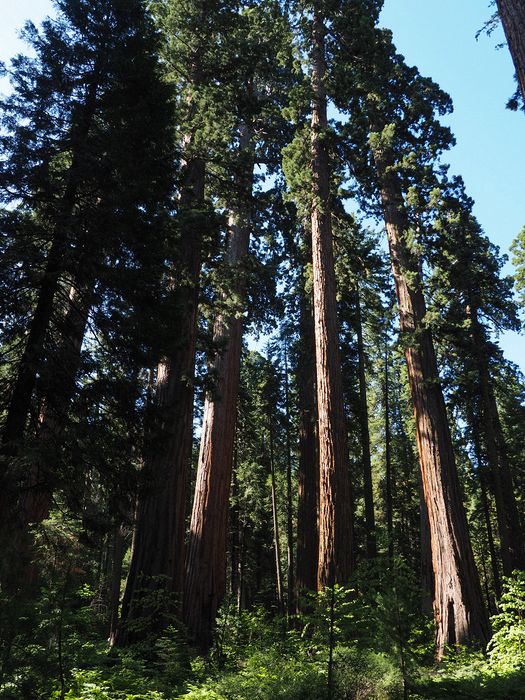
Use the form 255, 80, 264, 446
372, 142, 490, 656
310, 11, 353, 589
496, 0, 525, 104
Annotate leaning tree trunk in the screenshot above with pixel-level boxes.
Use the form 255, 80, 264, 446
296, 270, 319, 599
496, 0, 525, 105
372, 142, 490, 656
19, 280, 93, 531
467, 299, 525, 575
7, 280, 93, 591
0, 73, 101, 585
115, 152, 205, 646
0, 75, 100, 532
183, 124, 253, 650
269, 419, 285, 614
310, 12, 353, 589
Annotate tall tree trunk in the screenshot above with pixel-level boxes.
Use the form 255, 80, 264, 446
383, 340, 394, 559
466, 396, 503, 600
355, 285, 377, 559
0, 74, 100, 525
296, 273, 319, 599
310, 12, 353, 589
269, 424, 284, 613
467, 300, 525, 575
115, 152, 205, 646
108, 524, 127, 645
283, 344, 295, 618
496, 0, 525, 104
371, 142, 490, 655
183, 124, 253, 650
419, 481, 434, 616
19, 281, 92, 531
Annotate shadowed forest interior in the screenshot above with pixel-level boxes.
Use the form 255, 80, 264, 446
1, 0, 525, 698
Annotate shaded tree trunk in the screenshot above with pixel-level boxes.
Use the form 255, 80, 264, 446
115, 152, 205, 645
419, 481, 434, 616
467, 300, 525, 575
0, 74, 100, 534
108, 524, 127, 645
269, 423, 284, 613
183, 124, 253, 650
383, 340, 394, 559
283, 344, 295, 617
372, 142, 490, 655
355, 285, 377, 559
20, 281, 92, 531
310, 12, 353, 589
496, 0, 525, 104
296, 273, 319, 599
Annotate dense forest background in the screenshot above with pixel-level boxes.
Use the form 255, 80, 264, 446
1, 1, 525, 698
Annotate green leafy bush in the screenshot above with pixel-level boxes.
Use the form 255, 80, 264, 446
332, 647, 403, 700
488, 571, 525, 673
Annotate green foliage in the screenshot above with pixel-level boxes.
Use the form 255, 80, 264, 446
511, 226, 525, 313
488, 571, 525, 672
332, 647, 403, 700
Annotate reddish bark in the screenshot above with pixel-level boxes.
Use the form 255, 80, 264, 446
372, 143, 490, 655
115, 154, 205, 645
496, 0, 525, 104
311, 13, 353, 589
467, 300, 525, 576
183, 125, 253, 649
296, 276, 319, 597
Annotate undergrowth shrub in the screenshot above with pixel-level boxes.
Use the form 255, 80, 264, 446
488, 570, 525, 673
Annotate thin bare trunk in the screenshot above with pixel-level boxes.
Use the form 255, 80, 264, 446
270, 424, 284, 613
355, 285, 377, 558
384, 341, 394, 559
311, 12, 353, 589
283, 345, 295, 618
108, 524, 127, 645
468, 301, 525, 575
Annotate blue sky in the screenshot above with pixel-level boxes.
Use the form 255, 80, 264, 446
1, 0, 523, 370
380, 0, 525, 371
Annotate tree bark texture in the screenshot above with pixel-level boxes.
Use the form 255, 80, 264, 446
311, 12, 353, 589
283, 345, 295, 617
496, 0, 525, 105
467, 300, 525, 576
372, 143, 490, 655
116, 153, 205, 645
296, 276, 319, 597
183, 124, 253, 650
269, 422, 285, 613
383, 341, 394, 559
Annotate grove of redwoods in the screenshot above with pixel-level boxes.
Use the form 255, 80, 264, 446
1, 1, 525, 698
